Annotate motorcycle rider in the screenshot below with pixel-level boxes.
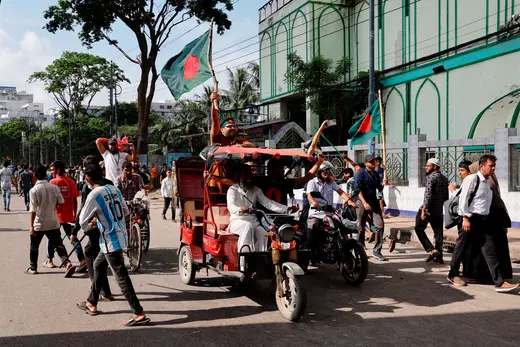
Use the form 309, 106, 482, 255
306, 162, 356, 260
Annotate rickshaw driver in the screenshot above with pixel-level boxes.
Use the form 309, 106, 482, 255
210, 92, 254, 147
227, 165, 298, 255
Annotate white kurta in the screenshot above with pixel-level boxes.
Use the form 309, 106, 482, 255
227, 184, 288, 253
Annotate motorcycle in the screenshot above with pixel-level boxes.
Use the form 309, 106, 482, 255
302, 193, 368, 286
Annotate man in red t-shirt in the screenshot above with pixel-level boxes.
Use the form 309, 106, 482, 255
45, 160, 86, 272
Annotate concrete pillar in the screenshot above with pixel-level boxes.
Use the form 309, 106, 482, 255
494, 128, 516, 193
305, 96, 319, 135
346, 140, 356, 161
265, 139, 277, 149
407, 134, 426, 188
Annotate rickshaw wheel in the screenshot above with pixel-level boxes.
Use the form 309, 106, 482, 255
179, 245, 196, 285
141, 218, 150, 253
128, 223, 142, 272
275, 271, 307, 322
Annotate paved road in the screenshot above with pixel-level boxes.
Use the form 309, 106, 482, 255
1, 194, 520, 347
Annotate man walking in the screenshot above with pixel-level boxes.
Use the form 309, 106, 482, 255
19, 165, 34, 211
26, 164, 76, 276
354, 155, 389, 261
1, 159, 12, 211
447, 155, 519, 292
78, 164, 149, 326
150, 164, 158, 189
46, 160, 87, 272
161, 168, 175, 220
414, 158, 449, 264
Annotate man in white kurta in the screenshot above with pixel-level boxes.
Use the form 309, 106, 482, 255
227, 183, 289, 253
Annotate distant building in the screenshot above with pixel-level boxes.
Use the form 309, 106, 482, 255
0, 86, 46, 125
151, 100, 180, 120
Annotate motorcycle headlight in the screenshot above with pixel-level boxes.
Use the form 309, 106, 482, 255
277, 224, 296, 242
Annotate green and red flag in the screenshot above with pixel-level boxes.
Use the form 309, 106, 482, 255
348, 99, 382, 148
161, 31, 212, 100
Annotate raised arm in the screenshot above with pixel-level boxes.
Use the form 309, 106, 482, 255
210, 92, 221, 140
307, 121, 329, 156
342, 154, 357, 168
125, 143, 137, 162
96, 138, 108, 155
294, 154, 325, 189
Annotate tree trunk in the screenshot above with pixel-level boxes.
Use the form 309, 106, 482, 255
137, 61, 151, 154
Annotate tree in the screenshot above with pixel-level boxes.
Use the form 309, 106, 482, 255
44, 0, 234, 154
224, 67, 258, 110
285, 53, 371, 144
28, 52, 127, 121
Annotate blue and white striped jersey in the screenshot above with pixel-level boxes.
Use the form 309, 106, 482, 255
79, 185, 130, 253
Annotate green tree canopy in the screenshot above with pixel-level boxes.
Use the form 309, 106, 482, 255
44, 0, 234, 154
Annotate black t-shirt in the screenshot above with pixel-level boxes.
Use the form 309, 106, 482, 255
138, 171, 150, 185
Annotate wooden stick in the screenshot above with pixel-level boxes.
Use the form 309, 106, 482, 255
207, 18, 219, 111
378, 89, 387, 181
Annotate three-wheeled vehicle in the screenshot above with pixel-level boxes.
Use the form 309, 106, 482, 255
176, 146, 312, 322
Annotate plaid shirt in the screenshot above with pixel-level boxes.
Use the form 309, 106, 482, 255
423, 170, 449, 215
116, 174, 144, 201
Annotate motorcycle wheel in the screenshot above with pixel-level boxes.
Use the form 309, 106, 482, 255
179, 245, 196, 285
275, 271, 307, 322
128, 223, 142, 272
341, 242, 368, 286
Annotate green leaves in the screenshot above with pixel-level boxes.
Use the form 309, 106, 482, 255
28, 51, 128, 116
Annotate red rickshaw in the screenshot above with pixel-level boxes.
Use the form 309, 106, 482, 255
176, 145, 312, 321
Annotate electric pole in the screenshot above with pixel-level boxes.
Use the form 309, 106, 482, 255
368, 0, 376, 155
54, 113, 58, 161
109, 62, 114, 136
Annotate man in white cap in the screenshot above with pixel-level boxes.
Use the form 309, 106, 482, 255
414, 157, 449, 263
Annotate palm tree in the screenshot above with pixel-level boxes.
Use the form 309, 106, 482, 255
225, 67, 259, 110
247, 62, 260, 90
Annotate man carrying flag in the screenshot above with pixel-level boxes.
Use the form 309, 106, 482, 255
161, 29, 253, 148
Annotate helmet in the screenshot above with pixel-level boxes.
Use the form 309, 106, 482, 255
317, 161, 333, 181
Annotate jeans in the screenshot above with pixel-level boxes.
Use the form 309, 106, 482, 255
48, 223, 85, 262
84, 229, 111, 297
23, 190, 30, 206
88, 250, 143, 314
299, 194, 310, 224
30, 229, 70, 271
162, 197, 176, 219
414, 210, 444, 258
2, 189, 11, 209
356, 201, 385, 252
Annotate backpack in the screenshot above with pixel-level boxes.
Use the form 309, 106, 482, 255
443, 175, 480, 229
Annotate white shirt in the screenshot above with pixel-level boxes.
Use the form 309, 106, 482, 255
458, 172, 493, 217
29, 180, 64, 232
306, 177, 340, 218
227, 184, 288, 223
161, 177, 173, 198
0, 167, 12, 190
102, 151, 128, 184
79, 185, 129, 253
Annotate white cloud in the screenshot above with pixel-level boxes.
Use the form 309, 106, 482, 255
0, 30, 57, 109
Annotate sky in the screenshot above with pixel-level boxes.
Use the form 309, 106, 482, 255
0, 0, 267, 112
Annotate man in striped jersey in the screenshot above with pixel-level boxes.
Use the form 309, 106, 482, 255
77, 163, 149, 326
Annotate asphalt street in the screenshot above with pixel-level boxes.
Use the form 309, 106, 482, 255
1, 194, 520, 347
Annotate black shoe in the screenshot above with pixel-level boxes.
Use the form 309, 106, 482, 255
426, 250, 440, 263
433, 257, 444, 265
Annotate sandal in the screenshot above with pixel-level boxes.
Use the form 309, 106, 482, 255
123, 317, 151, 327
24, 267, 37, 275
43, 260, 56, 268
65, 265, 77, 278
77, 301, 99, 316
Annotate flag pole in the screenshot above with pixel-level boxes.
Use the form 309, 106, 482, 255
208, 18, 219, 111
378, 89, 387, 181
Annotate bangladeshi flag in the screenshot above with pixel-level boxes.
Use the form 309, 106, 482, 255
161, 31, 212, 100
348, 99, 382, 148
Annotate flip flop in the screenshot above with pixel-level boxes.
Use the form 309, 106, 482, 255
77, 301, 99, 316
65, 265, 77, 278
24, 267, 37, 275
123, 317, 151, 327
43, 261, 56, 268
77, 263, 88, 273
100, 295, 115, 301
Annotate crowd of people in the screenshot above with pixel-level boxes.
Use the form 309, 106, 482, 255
1, 135, 184, 327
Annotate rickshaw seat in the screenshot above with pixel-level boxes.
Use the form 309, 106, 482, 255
184, 200, 204, 223
205, 205, 231, 237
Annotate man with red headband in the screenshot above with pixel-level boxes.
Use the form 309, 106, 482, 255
96, 137, 137, 184
210, 92, 254, 147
